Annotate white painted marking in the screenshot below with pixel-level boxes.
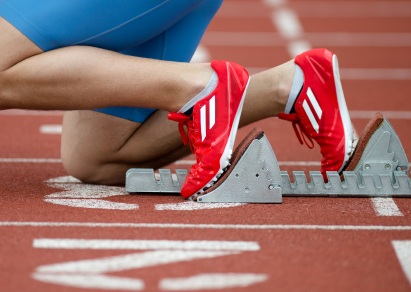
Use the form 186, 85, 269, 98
350, 110, 411, 120
203, 32, 411, 47
39, 124, 62, 134
247, 67, 411, 80
392, 240, 411, 286
44, 199, 137, 210
272, 8, 302, 39
32, 239, 263, 290
0, 158, 62, 163
33, 239, 259, 251
219, 1, 411, 18
2, 221, 411, 231
32, 274, 144, 291
191, 45, 211, 63
0, 109, 63, 116
263, 0, 286, 6
46, 183, 127, 199
286, 1, 411, 18
159, 273, 268, 290
341, 68, 411, 80
302, 100, 319, 133
44, 177, 138, 210
43, 176, 245, 212
267, 1, 312, 59
37, 251, 238, 274
46, 176, 81, 183
307, 88, 322, 119
155, 201, 245, 211
288, 40, 311, 57
371, 198, 403, 216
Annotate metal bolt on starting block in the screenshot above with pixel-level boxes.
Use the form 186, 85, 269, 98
125, 114, 411, 203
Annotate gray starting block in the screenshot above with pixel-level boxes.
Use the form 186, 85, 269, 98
125, 115, 411, 203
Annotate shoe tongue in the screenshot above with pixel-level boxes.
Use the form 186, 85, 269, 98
184, 107, 193, 116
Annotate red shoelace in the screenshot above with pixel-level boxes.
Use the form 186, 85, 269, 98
279, 113, 315, 149
168, 112, 201, 158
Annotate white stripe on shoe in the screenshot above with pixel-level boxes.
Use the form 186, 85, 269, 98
209, 95, 216, 129
200, 105, 207, 141
307, 87, 322, 119
302, 100, 319, 133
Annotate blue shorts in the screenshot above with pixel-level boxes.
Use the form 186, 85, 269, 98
0, 0, 222, 123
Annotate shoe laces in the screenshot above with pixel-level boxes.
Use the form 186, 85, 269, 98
168, 112, 202, 160
279, 112, 315, 149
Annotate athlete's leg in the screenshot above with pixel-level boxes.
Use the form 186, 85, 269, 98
60, 60, 294, 185
61, 110, 190, 185
0, 4, 293, 185
0, 44, 213, 111
60, 0, 294, 185
61, 0, 224, 184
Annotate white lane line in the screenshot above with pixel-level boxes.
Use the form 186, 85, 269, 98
2, 221, 411, 231
174, 160, 323, 166
39, 125, 62, 135
221, 1, 411, 18
247, 67, 411, 80
0, 109, 63, 116
155, 201, 245, 211
349, 111, 411, 119
0, 158, 409, 170
0, 158, 62, 163
203, 32, 411, 47
392, 240, 411, 286
278, 1, 411, 18
272, 8, 303, 39
371, 198, 404, 216
159, 274, 268, 291
340, 68, 411, 80
33, 238, 259, 251
191, 44, 211, 63
32, 238, 264, 290
266, 0, 311, 57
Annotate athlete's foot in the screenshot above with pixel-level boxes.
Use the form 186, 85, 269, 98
279, 48, 356, 177
168, 60, 250, 199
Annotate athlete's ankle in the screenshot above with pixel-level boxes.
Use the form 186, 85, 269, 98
276, 60, 300, 114
173, 63, 215, 113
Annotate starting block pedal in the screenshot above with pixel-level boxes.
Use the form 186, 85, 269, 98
125, 113, 411, 203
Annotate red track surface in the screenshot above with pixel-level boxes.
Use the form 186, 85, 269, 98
1, 1, 411, 291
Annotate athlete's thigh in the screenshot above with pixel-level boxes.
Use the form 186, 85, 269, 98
95, 0, 223, 122
62, 0, 223, 168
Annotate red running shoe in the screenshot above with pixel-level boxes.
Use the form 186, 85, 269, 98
279, 48, 355, 176
168, 60, 250, 199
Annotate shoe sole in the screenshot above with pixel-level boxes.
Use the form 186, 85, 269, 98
332, 54, 356, 172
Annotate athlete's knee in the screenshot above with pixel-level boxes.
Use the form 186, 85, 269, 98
0, 70, 25, 110
62, 151, 122, 185
0, 71, 12, 109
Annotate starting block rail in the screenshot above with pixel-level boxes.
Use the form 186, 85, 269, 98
126, 114, 411, 203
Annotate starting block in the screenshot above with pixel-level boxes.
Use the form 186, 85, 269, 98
125, 114, 411, 203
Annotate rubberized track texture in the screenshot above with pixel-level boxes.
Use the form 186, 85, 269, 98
1, 0, 411, 291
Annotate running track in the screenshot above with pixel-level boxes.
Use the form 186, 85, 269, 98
1, 1, 411, 291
